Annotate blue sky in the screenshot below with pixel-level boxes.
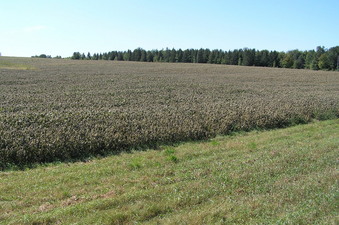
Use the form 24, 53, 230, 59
1, 0, 338, 57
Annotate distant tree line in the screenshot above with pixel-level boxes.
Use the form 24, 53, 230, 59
32, 54, 62, 59
71, 46, 339, 71
32, 54, 52, 58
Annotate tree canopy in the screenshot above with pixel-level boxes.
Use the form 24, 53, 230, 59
71, 46, 339, 71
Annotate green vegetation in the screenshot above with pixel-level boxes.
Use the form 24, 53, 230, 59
0, 119, 338, 224
0, 59, 35, 70
0, 57, 338, 169
72, 45, 339, 71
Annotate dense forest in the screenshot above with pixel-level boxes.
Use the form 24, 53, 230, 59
71, 46, 339, 70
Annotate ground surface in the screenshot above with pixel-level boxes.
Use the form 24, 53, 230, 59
1, 58, 338, 168
0, 119, 338, 224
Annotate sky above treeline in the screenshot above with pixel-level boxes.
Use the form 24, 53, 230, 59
1, 0, 338, 57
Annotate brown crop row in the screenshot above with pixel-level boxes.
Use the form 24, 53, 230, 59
0, 57, 338, 169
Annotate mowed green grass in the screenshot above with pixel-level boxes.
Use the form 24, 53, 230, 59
0, 119, 338, 224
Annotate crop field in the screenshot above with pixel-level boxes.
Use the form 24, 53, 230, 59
0, 57, 338, 168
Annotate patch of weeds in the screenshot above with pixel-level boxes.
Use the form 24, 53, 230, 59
93, 200, 119, 211
164, 147, 176, 156
167, 155, 179, 163
129, 158, 142, 170
210, 140, 220, 146
289, 116, 309, 126
163, 147, 179, 163
154, 161, 162, 167
62, 191, 72, 199
141, 205, 170, 221
315, 110, 338, 121
0, 61, 35, 70
0, 196, 12, 201
31, 217, 57, 225
109, 213, 129, 224
248, 142, 257, 150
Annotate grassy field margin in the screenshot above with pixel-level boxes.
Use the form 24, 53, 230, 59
0, 59, 35, 70
0, 119, 338, 224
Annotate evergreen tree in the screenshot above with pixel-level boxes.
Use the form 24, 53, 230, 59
182, 49, 191, 63
196, 49, 205, 63
318, 54, 330, 70
123, 50, 132, 61
223, 51, 231, 65
152, 50, 159, 62
163, 48, 171, 62
218, 51, 225, 64
102, 53, 109, 60
132, 48, 142, 61
256, 50, 269, 67
242, 48, 255, 66
326, 46, 339, 70
268, 51, 279, 67
202, 49, 210, 63
230, 50, 239, 65
140, 49, 147, 62
157, 50, 164, 62
69, 46, 338, 70
87, 52, 91, 60
117, 52, 124, 61
293, 55, 305, 69
72, 52, 81, 60
191, 49, 197, 63
146, 51, 154, 62
169, 48, 176, 62
208, 50, 216, 64
176, 49, 183, 62
109, 52, 115, 60
237, 49, 243, 66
